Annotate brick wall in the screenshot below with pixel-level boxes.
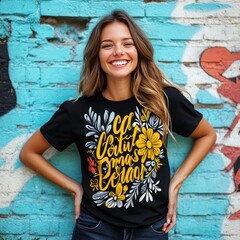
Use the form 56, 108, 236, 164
0, 0, 239, 239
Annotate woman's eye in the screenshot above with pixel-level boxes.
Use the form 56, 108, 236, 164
124, 42, 134, 47
101, 44, 113, 49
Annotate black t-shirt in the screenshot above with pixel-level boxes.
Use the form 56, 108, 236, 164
40, 86, 202, 228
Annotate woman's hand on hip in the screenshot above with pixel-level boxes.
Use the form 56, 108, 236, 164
162, 182, 180, 233
71, 183, 84, 221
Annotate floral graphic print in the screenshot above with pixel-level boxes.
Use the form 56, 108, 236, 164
136, 127, 162, 162
84, 107, 115, 149
87, 157, 97, 174
106, 183, 128, 208
85, 106, 164, 209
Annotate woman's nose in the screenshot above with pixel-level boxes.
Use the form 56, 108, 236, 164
114, 45, 124, 56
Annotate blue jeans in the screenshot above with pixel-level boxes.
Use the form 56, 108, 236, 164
72, 211, 168, 240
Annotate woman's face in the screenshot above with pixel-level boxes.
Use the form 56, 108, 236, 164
99, 21, 138, 82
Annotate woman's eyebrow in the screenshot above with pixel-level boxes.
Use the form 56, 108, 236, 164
100, 39, 112, 43
101, 37, 133, 43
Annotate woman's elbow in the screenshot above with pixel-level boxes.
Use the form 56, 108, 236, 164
210, 127, 217, 146
19, 130, 50, 165
19, 146, 28, 165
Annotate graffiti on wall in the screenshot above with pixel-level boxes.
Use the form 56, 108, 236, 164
0, 134, 57, 208
0, 43, 16, 116
0, 40, 25, 208
200, 47, 240, 104
172, 0, 240, 238
201, 47, 240, 220
0, 16, 87, 208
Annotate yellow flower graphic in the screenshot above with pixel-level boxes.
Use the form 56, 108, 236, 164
90, 179, 99, 191
141, 108, 151, 122
153, 158, 162, 171
105, 183, 128, 208
136, 127, 162, 162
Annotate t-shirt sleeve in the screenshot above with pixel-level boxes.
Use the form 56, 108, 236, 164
40, 101, 74, 151
164, 87, 203, 137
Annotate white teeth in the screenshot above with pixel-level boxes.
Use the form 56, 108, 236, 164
111, 60, 128, 66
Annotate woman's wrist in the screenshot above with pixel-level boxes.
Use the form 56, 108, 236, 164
65, 179, 83, 196
73, 183, 83, 197
169, 177, 183, 193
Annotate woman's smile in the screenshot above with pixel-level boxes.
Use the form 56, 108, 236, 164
110, 60, 129, 67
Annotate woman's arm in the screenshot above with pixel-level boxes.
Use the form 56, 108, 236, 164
20, 130, 83, 220
162, 118, 217, 233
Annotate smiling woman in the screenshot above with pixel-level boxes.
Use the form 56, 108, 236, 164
20, 10, 216, 240
99, 21, 138, 94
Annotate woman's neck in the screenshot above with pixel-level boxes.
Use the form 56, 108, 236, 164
103, 78, 132, 101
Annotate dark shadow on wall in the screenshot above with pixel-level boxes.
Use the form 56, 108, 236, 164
144, 0, 167, 2
0, 43, 17, 116
234, 156, 240, 192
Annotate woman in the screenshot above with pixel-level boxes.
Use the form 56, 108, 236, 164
20, 10, 216, 240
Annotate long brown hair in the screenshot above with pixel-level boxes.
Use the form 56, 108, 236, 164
79, 10, 176, 143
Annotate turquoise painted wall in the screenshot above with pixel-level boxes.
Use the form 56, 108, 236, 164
0, 0, 239, 239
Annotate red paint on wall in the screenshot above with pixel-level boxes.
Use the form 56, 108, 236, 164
200, 47, 240, 221
224, 146, 240, 192
221, 117, 240, 220
200, 47, 240, 104
229, 210, 240, 220
225, 114, 240, 138
223, 147, 240, 172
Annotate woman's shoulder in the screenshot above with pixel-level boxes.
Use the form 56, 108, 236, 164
163, 86, 182, 100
